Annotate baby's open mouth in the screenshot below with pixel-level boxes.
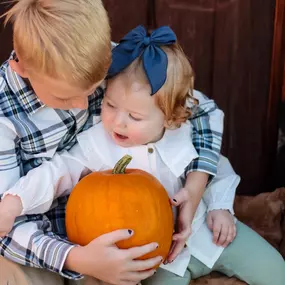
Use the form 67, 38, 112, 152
114, 132, 128, 140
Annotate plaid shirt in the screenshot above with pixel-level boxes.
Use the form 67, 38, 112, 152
0, 52, 223, 279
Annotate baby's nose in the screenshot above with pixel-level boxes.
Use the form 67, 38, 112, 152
114, 113, 127, 128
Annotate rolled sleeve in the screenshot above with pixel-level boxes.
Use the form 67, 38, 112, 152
185, 90, 224, 178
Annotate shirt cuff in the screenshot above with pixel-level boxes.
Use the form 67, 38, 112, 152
33, 236, 83, 280
55, 244, 83, 280
2, 183, 53, 216
185, 149, 220, 178
207, 203, 235, 216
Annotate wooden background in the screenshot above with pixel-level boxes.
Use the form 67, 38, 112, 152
0, 0, 284, 195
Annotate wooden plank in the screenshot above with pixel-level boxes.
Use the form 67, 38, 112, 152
212, 0, 276, 195
102, 0, 149, 43
0, 3, 13, 63
155, 0, 216, 97
269, 0, 285, 105
283, 65, 285, 101
270, 0, 285, 188
283, 64, 285, 101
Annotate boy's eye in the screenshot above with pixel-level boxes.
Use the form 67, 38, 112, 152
58, 97, 68, 103
129, 114, 142, 121
107, 102, 115, 108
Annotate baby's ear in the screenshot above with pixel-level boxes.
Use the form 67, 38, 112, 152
9, 59, 28, 78
164, 120, 178, 130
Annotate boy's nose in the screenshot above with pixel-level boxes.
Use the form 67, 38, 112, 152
72, 98, 88, 110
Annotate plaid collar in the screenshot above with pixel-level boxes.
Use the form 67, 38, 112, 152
5, 51, 44, 115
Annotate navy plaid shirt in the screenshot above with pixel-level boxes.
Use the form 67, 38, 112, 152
0, 52, 223, 279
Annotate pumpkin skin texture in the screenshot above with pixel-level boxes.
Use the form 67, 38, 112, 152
65, 164, 174, 262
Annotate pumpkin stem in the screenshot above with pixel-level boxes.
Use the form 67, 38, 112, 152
112, 155, 133, 174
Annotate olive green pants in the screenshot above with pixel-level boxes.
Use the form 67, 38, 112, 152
142, 221, 285, 285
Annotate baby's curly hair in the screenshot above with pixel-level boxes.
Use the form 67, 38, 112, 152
156, 43, 195, 128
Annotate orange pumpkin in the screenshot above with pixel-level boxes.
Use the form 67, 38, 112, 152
65, 155, 173, 262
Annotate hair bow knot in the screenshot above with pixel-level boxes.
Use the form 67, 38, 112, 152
108, 25, 177, 95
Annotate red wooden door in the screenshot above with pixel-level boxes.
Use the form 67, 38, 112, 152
103, 0, 149, 42
103, 0, 277, 195
271, 0, 285, 187
0, 5, 13, 63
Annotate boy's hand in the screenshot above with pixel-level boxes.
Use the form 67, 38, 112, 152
207, 209, 236, 247
166, 188, 193, 263
0, 195, 22, 237
65, 229, 162, 285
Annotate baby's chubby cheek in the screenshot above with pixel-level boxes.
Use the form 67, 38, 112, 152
132, 131, 150, 145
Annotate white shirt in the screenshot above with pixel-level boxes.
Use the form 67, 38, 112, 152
4, 122, 240, 276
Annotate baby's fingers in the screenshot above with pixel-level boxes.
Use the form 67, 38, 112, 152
171, 188, 189, 206
221, 227, 233, 248
233, 223, 237, 238
222, 224, 237, 248
212, 222, 222, 244
216, 224, 229, 246
167, 239, 186, 263
172, 227, 192, 241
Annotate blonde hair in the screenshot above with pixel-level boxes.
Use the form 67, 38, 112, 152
119, 43, 195, 128
3, 0, 111, 88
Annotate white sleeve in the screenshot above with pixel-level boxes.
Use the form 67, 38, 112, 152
0, 118, 21, 194
2, 141, 103, 215
202, 155, 240, 215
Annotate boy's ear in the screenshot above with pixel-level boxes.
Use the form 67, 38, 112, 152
9, 59, 29, 78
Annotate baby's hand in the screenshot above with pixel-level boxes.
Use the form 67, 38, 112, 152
166, 188, 193, 263
0, 195, 22, 237
206, 209, 236, 247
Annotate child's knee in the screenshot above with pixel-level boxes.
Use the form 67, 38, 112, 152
241, 249, 285, 285
0, 256, 28, 285
141, 268, 191, 285
255, 251, 285, 285
0, 256, 64, 285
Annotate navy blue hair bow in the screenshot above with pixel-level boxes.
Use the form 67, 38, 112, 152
108, 25, 177, 95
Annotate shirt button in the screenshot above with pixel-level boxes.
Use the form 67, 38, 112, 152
148, 147, 154, 154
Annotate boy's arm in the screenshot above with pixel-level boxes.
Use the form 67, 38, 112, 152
180, 91, 224, 222
0, 120, 81, 278
0, 120, 22, 193
186, 90, 224, 179
0, 139, 103, 279
0, 202, 82, 279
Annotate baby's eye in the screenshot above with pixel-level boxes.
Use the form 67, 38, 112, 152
129, 114, 142, 121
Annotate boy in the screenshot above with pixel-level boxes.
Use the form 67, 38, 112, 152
0, 1, 223, 284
